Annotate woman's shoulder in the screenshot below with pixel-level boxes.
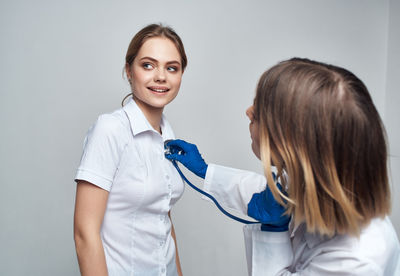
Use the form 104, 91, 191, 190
298, 218, 399, 274
318, 217, 398, 253
89, 107, 130, 140
319, 217, 399, 272
357, 217, 399, 258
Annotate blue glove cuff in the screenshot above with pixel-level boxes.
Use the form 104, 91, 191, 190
261, 223, 289, 232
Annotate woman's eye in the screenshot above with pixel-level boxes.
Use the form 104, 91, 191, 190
142, 63, 153, 69
167, 66, 178, 72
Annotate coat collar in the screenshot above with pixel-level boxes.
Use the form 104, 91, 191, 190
290, 222, 327, 249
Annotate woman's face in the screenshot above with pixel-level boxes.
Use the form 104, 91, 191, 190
246, 105, 261, 159
126, 37, 183, 113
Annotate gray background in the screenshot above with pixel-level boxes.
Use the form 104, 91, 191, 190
1, 0, 399, 275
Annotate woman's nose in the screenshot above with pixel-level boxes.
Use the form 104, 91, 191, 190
155, 69, 166, 82
246, 106, 254, 121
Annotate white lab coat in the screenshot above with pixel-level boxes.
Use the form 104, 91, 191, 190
203, 164, 400, 276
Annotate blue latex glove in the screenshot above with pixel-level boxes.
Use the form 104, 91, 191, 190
247, 182, 290, 232
165, 139, 208, 179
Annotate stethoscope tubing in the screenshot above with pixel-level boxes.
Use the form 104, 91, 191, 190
170, 160, 258, 225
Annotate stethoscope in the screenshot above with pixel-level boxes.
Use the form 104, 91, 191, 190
164, 140, 258, 225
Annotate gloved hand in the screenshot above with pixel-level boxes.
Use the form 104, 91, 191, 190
164, 139, 208, 179
247, 182, 290, 232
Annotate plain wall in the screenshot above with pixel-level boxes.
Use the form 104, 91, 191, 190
0, 0, 397, 275
385, 0, 400, 235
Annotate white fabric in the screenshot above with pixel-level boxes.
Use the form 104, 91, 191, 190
75, 99, 184, 276
204, 164, 400, 276
203, 164, 269, 214
243, 225, 293, 276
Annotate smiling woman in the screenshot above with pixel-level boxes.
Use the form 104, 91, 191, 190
73, 24, 187, 276
125, 37, 183, 131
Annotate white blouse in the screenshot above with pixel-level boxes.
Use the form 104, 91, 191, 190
204, 164, 400, 276
75, 99, 184, 276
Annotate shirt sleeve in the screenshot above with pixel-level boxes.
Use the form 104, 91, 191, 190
203, 164, 268, 215
75, 114, 127, 191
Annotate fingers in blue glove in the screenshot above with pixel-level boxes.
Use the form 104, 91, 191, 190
165, 139, 191, 153
164, 139, 208, 179
247, 182, 290, 232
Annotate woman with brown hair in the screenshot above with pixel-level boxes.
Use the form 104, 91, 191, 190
74, 24, 187, 276
165, 58, 400, 275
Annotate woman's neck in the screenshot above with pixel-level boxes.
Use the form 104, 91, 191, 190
133, 97, 163, 134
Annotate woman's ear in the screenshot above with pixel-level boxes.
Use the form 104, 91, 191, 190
125, 63, 132, 80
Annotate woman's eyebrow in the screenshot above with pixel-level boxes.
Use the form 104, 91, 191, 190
166, 60, 181, 66
139, 56, 158, 62
139, 56, 181, 65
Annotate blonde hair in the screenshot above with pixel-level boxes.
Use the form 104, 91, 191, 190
254, 58, 390, 237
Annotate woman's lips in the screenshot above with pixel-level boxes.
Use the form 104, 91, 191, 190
148, 86, 170, 93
